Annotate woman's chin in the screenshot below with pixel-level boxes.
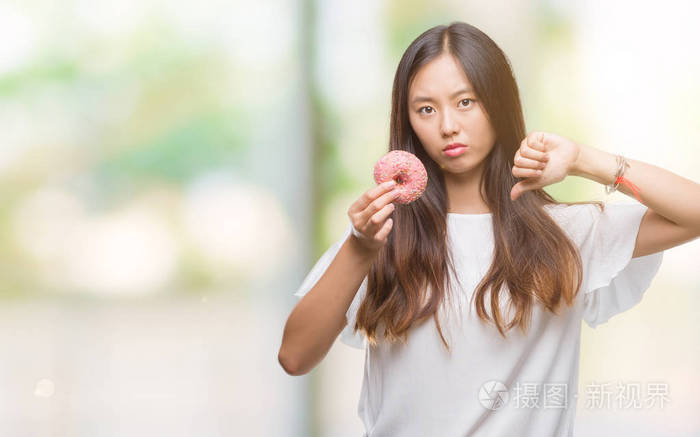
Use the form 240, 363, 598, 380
441, 162, 481, 176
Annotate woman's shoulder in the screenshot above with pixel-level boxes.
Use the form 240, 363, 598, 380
543, 202, 601, 241
543, 202, 600, 218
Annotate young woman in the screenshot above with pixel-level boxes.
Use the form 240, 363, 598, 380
279, 21, 700, 436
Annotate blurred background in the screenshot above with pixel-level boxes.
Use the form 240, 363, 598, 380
0, 0, 698, 435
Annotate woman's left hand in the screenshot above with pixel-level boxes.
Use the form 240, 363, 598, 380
510, 131, 581, 201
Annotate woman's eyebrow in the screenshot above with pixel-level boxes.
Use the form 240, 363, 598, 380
411, 87, 474, 104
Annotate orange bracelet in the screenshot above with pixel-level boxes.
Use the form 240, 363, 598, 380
615, 175, 642, 202
606, 155, 643, 202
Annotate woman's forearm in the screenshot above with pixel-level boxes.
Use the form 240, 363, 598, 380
570, 143, 700, 232
279, 236, 375, 376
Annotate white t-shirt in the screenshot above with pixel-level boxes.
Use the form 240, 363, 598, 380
293, 202, 664, 437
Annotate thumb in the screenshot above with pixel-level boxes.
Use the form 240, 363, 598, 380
510, 179, 540, 201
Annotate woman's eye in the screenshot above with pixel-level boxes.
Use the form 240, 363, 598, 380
417, 100, 472, 114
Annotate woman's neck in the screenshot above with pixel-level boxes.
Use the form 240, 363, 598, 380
444, 165, 489, 214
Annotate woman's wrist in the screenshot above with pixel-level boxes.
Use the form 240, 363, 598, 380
569, 143, 618, 186
346, 234, 380, 262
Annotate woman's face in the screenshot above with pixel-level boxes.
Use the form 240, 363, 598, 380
407, 53, 496, 175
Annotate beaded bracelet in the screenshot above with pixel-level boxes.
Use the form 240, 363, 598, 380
605, 154, 643, 202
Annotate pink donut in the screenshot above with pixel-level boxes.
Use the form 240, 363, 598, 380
373, 150, 428, 204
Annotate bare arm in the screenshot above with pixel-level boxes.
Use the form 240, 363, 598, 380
278, 180, 399, 376
278, 236, 376, 376
509, 131, 700, 258
571, 144, 700, 258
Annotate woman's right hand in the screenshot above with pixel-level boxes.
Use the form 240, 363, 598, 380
347, 180, 400, 253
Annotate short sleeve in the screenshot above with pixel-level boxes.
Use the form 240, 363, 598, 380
580, 202, 664, 328
293, 222, 368, 350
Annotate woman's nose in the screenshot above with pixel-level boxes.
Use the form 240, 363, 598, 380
440, 110, 459, 137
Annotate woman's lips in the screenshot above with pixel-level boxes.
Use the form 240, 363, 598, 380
443, 146, 467, 157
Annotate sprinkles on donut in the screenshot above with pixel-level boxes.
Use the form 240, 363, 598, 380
373, 150, 428, 204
